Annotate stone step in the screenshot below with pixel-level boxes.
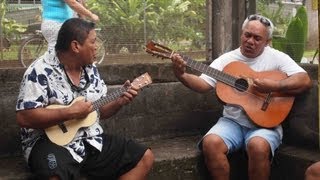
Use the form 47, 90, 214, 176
271, 145, 320, 180
1, 135, 319, 180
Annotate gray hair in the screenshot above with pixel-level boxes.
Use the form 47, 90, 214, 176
242, 14, 274, 39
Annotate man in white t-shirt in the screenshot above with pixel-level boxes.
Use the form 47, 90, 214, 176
170, 14, 312, 180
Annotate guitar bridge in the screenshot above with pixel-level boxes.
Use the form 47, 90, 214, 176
261, 93, 272, 111
58, 123, 68, 133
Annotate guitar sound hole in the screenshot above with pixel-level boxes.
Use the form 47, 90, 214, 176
235, 78, 248, 92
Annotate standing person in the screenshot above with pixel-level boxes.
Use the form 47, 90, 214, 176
305, 161, 320, 180
73, 0, 90, 19
41, 0, 99, 52
170, 14, 312, 180
16, 18, 154, 180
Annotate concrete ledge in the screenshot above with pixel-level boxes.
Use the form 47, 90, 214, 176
271, 145, 320, 180
0, 156, 31, 180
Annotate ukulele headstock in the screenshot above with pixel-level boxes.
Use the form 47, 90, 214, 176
145, 41, 173, 60
131, 72, 153, 89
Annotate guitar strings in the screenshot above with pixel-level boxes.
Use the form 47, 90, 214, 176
181, 55, 270, 102
147, 45, 270, 102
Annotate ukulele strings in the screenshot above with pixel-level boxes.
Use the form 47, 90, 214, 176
93, 86, 127, 110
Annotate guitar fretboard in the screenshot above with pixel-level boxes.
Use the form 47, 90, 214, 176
182, 55, 238, 88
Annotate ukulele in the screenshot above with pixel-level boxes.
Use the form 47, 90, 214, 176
145, 41, 294, 128
45, 72, 152, 146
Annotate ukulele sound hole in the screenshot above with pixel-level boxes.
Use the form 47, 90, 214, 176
235, 78, 248, 92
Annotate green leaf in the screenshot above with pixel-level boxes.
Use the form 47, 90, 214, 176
295, 6, 308, 43
285, 17, 305, 62
272, 36, 287, 52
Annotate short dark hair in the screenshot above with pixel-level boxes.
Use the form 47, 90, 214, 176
55, 18, 96, 52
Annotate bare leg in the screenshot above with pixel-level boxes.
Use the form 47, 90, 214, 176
119, 149, 154, 180
305, 161, 320, 180
48, 175, 60, 180
247, 137, 271, 180
202, 134, 229, 180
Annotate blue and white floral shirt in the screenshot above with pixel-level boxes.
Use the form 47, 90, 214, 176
16, 50, 108, 163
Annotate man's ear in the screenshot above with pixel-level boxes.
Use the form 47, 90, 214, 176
266, 38, 271, 46
71, 40, 80, 53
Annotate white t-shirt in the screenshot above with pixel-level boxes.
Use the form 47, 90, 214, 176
200, 46, 306, 128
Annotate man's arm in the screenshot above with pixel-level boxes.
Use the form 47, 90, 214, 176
171, 53, 213, 93
16, 99, 93, 129
65, 0, 99, 22
253, 72, 312, 95
98, 80, 138, 119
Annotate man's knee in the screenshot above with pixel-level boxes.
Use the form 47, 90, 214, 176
305, 162, 320, 180
141, 149, 154, 168
247, 137, 270, 159
202, 134, 227, 155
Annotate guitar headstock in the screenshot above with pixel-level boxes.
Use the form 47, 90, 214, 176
131, 72, 153, 89
145, 41, 173, 60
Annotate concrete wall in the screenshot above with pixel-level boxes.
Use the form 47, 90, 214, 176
0, 63, 317, 157
0, 63, 318, 180
0, 63, 223, 157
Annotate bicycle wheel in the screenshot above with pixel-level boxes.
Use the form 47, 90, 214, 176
19, 35, 48, 67
94, 36, 106, 65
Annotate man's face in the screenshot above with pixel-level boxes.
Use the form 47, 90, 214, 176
240, 20, 270, 58
78, 29, 97, 65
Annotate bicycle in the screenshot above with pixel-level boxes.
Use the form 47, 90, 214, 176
18, 30, 47, 67
94, 28, 107, 65
18, 28, 106, 67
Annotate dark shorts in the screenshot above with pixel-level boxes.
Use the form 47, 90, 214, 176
28, 134, 148, 180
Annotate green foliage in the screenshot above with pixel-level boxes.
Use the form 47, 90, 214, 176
147, 0, 205, 48
0, 0, 27, 41
272, 6, 308, 62
87, 0, 152, 52
272, 36, 287, 50
285, 17, 305, 61
86, 0, 205, 53
258, 0, 308, 62
295, 6, 308, 43
2, 18, 27, 40
257, 0, 291, 36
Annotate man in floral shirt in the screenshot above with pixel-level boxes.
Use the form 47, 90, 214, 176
16, 18, 154, 180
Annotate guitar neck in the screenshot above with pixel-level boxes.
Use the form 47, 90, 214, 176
182, 55, 237, 88
145, 41, 238, 88
92, 87, 127, 111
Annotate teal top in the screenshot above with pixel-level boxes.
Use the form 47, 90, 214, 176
41, 0, 73, 23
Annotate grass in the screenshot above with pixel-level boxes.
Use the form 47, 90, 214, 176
0, 45, 20, 61
304, 49, 319, 58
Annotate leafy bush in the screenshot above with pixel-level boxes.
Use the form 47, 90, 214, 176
0, 0, 27, 42
86, 0, 205, 53
272, 6, 308, 62
257, 0, 291, 36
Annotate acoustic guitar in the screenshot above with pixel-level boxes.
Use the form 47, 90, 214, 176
45, 72, 152, 146
145, 41, 294, 128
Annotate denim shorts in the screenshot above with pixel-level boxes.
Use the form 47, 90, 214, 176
200, 117, 283, 156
